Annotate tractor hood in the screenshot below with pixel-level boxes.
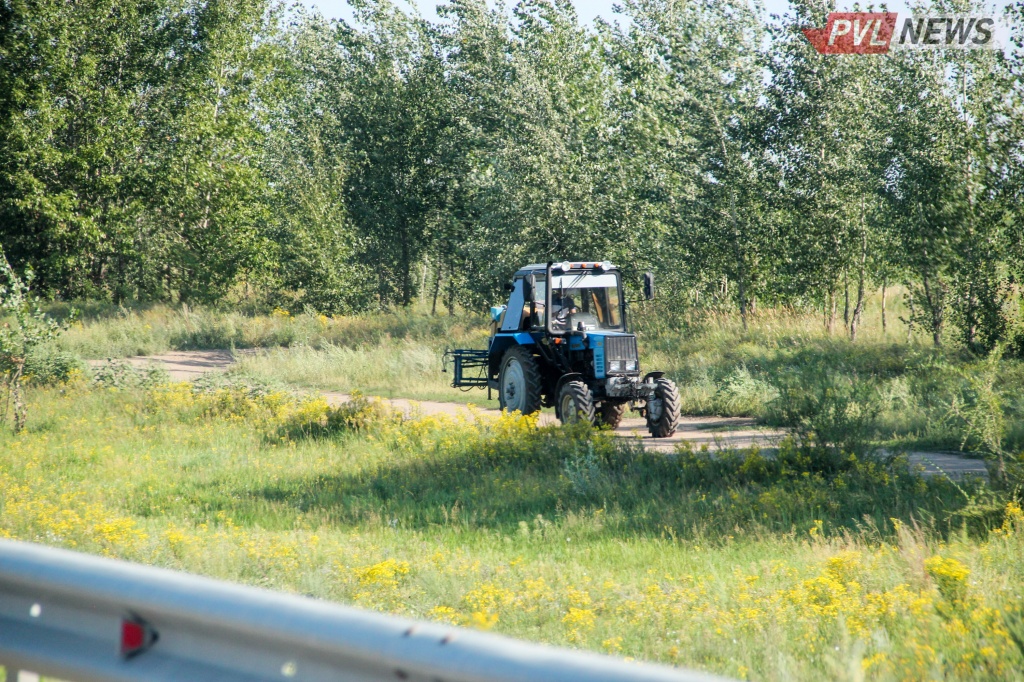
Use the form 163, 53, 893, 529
567, 331, 639, 379
567, 330, 633, 351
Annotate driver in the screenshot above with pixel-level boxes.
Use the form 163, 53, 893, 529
553, 295, 578, 328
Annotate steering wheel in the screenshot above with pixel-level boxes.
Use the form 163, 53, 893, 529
556, 306, 576, 321
568, 311, 600, 329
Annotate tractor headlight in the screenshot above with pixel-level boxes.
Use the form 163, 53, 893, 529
609, 360, 623, 372
624, 359, 638, 371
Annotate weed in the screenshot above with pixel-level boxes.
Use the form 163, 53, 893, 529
562, 442, 606, 497
767, 367, 882, 458
91, 361, 170, 389
0, 381, 1021, 679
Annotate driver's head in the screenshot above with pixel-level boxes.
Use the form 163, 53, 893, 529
561, 296, 576, 310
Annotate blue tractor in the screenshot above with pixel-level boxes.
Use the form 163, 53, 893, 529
446, 261, 680, 436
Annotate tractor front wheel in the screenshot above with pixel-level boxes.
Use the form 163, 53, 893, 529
557, 381, 595, 425
646, 378, 680, 437
498, 346, 543, 415
596, 402, 627, 429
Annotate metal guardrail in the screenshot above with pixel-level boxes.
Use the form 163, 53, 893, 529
0, 540, 732, 682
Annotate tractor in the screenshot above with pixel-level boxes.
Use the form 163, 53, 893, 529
445, 261, 680, 437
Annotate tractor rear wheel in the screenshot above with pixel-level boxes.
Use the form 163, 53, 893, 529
557, 381, 595, 425
646, 378, 680, 437
498, 346, 543, 415
596, 402, 627, 429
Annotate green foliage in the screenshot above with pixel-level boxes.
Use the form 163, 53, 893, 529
946, 347, 1024, 488
768, 367, 882, 458
2, 0, 1022, 345
0, 0, 281, 303
91, 361, 170, 390
277, 391, 402, 441
0, 250, 72, 430
23, 345, 84, 386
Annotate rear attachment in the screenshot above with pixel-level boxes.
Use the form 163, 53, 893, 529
443, 349, 490, 389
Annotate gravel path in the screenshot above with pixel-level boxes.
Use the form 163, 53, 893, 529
104, 350, 989, 479
93, 350, 237, 380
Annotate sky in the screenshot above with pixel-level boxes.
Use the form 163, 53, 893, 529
296, 0, 927, 26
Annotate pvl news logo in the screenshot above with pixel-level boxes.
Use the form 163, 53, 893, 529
802, 13, 1007, 54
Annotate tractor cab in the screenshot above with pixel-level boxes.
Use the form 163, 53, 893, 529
546, 267, 624, 333
492, 262, 622, 333
447, 261, 679, 437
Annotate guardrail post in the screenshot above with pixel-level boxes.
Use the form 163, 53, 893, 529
10, 671, 39, 682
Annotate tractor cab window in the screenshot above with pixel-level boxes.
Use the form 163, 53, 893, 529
531, 279, 547, 328
503, 276, 548, 331
549, 272, 623, 332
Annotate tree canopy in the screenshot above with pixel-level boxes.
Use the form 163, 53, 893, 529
1, 0, 1022, 348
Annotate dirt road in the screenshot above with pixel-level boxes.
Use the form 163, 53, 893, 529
97, 350, 988, 479
87, 350, 237, 381
321, 390, 787, 449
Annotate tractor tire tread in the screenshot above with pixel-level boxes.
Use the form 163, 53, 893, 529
499, 346, 543, 415
597, 402, 628, 429
558, 380, 596, 425
647, 377, 680, 438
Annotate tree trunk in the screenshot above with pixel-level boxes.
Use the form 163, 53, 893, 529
401, 228, 412, 307
431, 263, 442, 316
0, 373, 11, 428
849, 233, 867, 342
843, 270, 850, 328
446, 260, 456, 316
824, 289, 831, 334
729, 191, 747, 332
419, 260, 428, 308
906, 287, 916, 343
964, 281, 978, 349
921, 273, 944, 347
11, 363, 25, 434
881, 275, 888, 335
824, 283, 837, 335
737, 276, 748, 332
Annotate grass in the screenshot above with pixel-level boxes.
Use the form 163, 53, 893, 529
633, 294, 1024, 454
2, 376, 1023, 680
51, 303, 494, 404
52, 303, 488, 360
228, 342, 495, 407
48, 291, 1024, 455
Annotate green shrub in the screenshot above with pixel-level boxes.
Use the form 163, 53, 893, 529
23, 344, 84, 385
275, 392, 402, 441
713, 365, 778, 416
91, 360, 170, 389
766, 367, 881, 457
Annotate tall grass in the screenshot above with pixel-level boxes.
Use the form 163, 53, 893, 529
1, 380, 1022, 680
634, 292, 1024, 454
45, 290, 1024, 453
53, 303, 488, 359
229, 341, 493, 405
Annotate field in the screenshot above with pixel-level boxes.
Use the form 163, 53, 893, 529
4, 298, 1024, 680
6, 0, 1024, 678
44, 294, 1024, 453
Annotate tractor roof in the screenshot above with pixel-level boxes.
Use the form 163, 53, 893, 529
514, 261, 617, 277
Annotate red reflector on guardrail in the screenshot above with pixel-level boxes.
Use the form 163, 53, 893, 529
121, 615, 158, 658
